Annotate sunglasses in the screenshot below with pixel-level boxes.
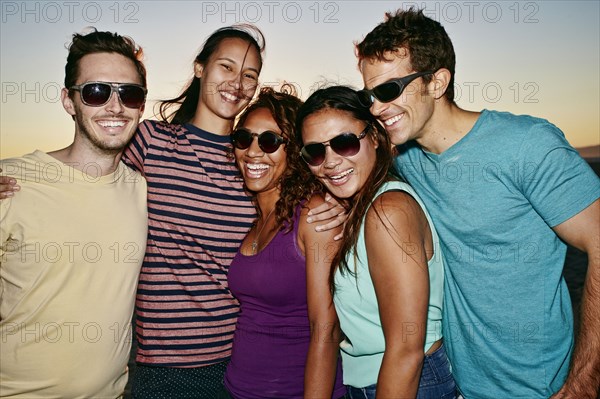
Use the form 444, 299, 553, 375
357, 71, 434, 107
231, 128, 287, 154
70, 81, 147, 109
300, 125, 369, 166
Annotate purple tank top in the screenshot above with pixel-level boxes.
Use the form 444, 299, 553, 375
224, 204, 345, 398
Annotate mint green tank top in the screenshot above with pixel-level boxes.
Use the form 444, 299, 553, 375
333, 180, 444, 387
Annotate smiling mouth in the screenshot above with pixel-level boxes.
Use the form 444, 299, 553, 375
328, 168, 353, 181
220, 91, 241, 103
384, 113, 404, 126
246, 163, 270, 178
98, 120, 126, 128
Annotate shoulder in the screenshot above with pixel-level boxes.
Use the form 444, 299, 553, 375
366, 188, 428, 233
1, 151, 46, 179
139, 119, 189, 137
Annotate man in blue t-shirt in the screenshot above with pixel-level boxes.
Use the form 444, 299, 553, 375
355, 8, 599, 399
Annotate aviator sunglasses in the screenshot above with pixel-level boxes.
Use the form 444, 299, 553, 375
357, 71, 434, 107
70, 81, 147, 109
300, 125, 370, 166
231, 128, 287, 153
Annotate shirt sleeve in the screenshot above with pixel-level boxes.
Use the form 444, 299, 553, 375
517, 121, 600, 227
122, 120, 154, 175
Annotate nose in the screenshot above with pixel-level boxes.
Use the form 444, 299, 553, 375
322, 145, 342, 169
105, 90, 124, 114
246, 135, 263, 157
369, 98, 388, 119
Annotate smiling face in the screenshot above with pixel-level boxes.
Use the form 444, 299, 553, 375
301, 108, 378, 200
235, 107, 287, 198
62, 52, 144, 154
360, 50, 435, 146
195, 37, 261, 125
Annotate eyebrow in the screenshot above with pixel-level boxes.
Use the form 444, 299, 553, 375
216, 57, 260, 74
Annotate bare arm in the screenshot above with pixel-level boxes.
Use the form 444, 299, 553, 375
366, 191, 431, 399
0, 169, 20, 199
552, 198, 600, 398
301, 194, 343, 399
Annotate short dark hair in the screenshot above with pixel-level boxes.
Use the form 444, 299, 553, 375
64, 28, 147, 90
356, 8, 456, 102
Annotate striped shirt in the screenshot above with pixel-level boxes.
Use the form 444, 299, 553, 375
123, 120, 256, 367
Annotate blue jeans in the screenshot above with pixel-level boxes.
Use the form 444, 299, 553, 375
346, 344, 456, 399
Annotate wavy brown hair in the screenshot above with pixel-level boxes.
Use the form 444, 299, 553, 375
296, 86, 396, 292
236, 84, 323, 231
356, 7, 456, 102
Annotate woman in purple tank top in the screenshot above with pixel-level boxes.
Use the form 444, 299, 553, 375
219, 85, 346, 399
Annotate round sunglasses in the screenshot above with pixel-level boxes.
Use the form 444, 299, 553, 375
231, 128, 287, 154
300, 125, 370, 166
357, 71, 434, 107
70, 81, 147, 109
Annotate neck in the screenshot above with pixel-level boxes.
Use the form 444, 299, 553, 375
190, 104, 234, 136
48, 142, 123, 176
416, 102, 480, 154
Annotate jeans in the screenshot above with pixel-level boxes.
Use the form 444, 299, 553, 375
346, 344, 456, 399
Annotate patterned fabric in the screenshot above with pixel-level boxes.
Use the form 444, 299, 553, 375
123, 120, 256, 367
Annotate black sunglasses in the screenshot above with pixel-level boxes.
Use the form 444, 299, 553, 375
357, 71, 434, 107
300, 125, 369, 166
231, 128, 287, 154
70, 81, 147, 109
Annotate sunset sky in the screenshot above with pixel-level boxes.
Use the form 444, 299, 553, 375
1, 0, 599, 158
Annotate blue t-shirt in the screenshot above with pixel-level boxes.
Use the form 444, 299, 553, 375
395, 110, 600, 398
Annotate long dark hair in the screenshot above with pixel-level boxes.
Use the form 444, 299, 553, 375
236, 84, 323, 231
296, 86, 394, 292
158, 24, 265, 124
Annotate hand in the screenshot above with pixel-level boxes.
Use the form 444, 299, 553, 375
306, 193, 348, 240
0, 169, 20, 199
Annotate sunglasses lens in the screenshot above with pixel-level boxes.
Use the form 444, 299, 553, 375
331, 134, 361, 157
231, 129, 253, 150
119, 85, 146, 108
357, 90, 374, 107
301, 144, 326, 166
373, 82, 401, 103
81, 83, 111, 106
258, 132, 283, 153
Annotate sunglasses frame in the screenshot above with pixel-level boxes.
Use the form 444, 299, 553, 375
231, 128, 287, 154
300, 125, 370, 166
358, 71, 434, 107
69, 81, 147, 109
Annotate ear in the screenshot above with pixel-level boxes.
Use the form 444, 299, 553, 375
61, 88, 76, 116
429, 68, 452, 100
194, 62, 204, 78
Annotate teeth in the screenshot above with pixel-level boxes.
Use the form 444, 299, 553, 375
247, 163, 269, 171
330, 169, 353, 180
98, 120, 125, 128
384, 114, 403, 126
221, 91, 239, 102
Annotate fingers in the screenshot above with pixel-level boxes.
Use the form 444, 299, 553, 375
0, 173, 20, 199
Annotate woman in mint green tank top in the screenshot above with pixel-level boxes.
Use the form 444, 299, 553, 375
297, 86, 456, 399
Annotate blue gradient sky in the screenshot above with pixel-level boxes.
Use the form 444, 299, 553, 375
1, 1, 599, 158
